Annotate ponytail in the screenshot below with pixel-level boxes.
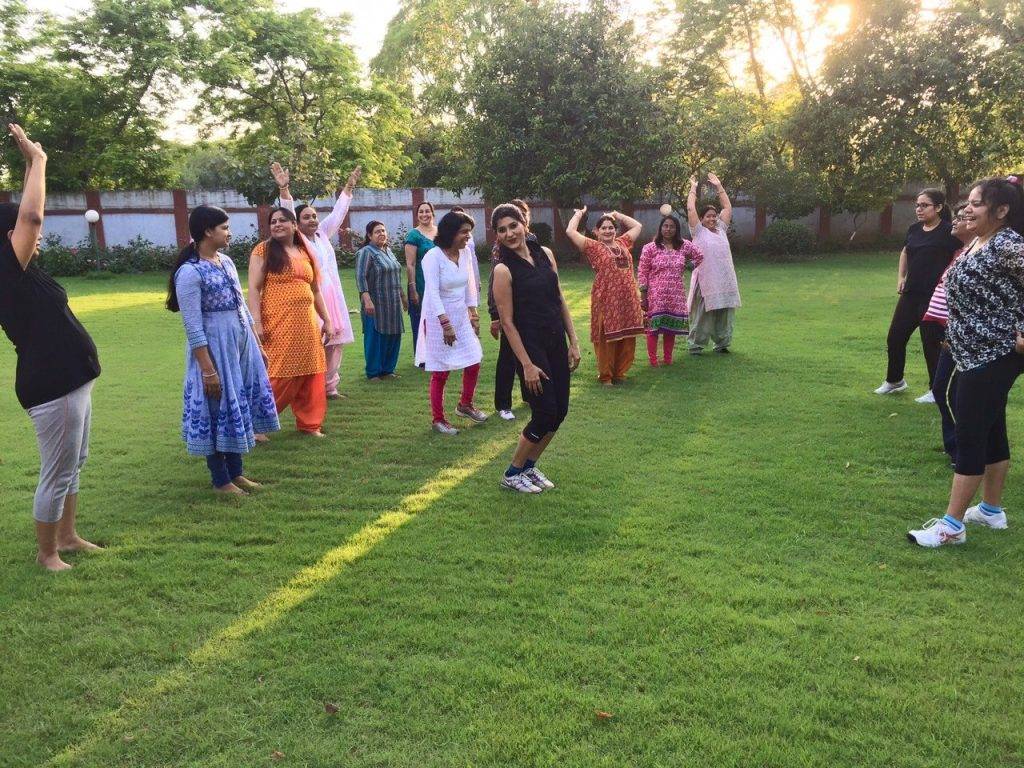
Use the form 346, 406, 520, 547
165, 242, 198, 312
919, 187, 952, 223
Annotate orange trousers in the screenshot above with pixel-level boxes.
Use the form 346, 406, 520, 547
271, 372, 327, 433
594, 336, 636, 383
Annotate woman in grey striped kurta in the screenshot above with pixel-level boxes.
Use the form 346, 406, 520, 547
356, 221, 407, 379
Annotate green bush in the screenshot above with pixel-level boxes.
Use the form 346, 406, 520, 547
760, 220, 815, 259
531, 222, 553, 246
37, 235, 91, 276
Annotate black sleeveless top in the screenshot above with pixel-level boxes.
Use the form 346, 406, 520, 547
498, 240, 564, 336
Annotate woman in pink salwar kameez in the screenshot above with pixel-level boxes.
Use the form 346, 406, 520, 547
686, 172, 741, 354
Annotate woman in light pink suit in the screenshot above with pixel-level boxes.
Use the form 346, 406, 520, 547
686, 172, 741, 354
271, 162, 357, 397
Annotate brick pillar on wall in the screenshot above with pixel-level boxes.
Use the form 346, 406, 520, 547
817, 206, 831, 241
411, 188, 424, 227
85, 190, 106, 249
880, 203, 893, 238
754, 206, 767, 240
172, 189, 190, 248
337, 187, 352, 250
483, 201, 494, 245
256, 204, 272, 239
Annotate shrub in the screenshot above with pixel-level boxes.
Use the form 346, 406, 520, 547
531, 222, 553, 246
225, 234, 261, 269
759, 220, 815, 259
475, 238, 493, 262
37, 235, 91, 276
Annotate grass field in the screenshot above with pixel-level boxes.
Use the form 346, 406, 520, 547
1, 253, 1023, 767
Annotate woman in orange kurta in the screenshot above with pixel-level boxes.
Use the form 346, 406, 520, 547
248, 207, 335, 436
565, 207, 645, 384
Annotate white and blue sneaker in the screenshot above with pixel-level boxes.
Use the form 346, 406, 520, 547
907, 517, 966, 547
498, 409, 516, 421
501, 472, 542, 493
524, 467, 554, 490
964, 505, 1008, 530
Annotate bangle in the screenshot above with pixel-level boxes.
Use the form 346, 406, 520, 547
202, 371, 218, 379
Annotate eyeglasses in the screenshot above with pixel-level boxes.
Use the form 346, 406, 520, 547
914, 203, 937, 209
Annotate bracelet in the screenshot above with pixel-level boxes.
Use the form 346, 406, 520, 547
202, 371, 219, 379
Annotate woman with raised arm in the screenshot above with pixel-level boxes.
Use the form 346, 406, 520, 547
686, 172, 741, 354
565, 207, 645, 385
271, 162, 357, 398
493, 204, 582, 492
167, 205, 280, 494
248, 208, 335, 437
405, 200, 438, 356
415, 210, 487, 434
355, 220, 407, 380
638, 214, 702, 366
0, 125, 101, 571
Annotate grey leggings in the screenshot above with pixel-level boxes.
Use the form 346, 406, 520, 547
27, 381, 93, 523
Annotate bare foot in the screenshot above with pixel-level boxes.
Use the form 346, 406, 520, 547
304, 430, 326, 438
254, 434, 270, 444
57, 535, 103, 553
233, 476, 263, 492
214, 482, 247, 496
37, 552, 73, 571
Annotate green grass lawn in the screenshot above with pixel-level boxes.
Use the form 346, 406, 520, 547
1, 253, 1023, 767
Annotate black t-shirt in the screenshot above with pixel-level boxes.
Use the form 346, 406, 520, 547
903, 220, 961, 295
0, 239, 100, 409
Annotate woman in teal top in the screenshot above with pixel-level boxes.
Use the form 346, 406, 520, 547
404, 201, 437, 355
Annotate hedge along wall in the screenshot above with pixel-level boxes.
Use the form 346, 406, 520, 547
0, 182, 954, 253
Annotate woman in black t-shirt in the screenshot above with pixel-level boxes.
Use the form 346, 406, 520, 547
0, 125, 101, 571
874, 188, 962, 398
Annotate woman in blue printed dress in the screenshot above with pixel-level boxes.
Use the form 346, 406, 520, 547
165, 205, 280, 494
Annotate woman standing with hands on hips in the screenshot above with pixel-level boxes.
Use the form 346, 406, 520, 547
492, 204, 582, 493
248, 208, 335, 437
565, 207, 645, 385
355, 221, 407, 380
167, 206, 280, 494
686, 173, 741, 354
415, 210, 488, 434
405, 201, 438, 356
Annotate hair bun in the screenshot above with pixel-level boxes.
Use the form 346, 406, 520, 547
1007, 175, 1022, 187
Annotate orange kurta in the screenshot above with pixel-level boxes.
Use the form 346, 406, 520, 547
253, 240, 326, 378
582, 234, 645, 343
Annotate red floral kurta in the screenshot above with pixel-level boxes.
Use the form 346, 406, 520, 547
582, 234, 645, 343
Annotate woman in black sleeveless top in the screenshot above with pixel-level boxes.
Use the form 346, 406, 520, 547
491, 204, 581, 493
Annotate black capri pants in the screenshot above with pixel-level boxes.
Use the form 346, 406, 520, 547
953, 351, 1024, 475
518, 327, 570, 443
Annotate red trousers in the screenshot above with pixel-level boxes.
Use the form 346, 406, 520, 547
430, 364, 480, 422
271, 372, 327, 433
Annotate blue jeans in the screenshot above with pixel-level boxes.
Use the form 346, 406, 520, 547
206, 452, 243, 487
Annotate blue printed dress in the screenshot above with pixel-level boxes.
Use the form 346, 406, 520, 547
174, 255, 280, 455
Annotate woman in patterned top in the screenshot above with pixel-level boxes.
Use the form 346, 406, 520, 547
908, 176, 1024, 547
638, 215, 702, 366
565, 206, 645, 385
168, 206, 280, 494
356, 221, 407, 380
248, 208, 335, 438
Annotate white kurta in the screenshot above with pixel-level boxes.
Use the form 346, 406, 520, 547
415, 246, 483, 372
281, 193, 355, 345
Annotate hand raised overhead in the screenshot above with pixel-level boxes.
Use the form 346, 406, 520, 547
270, 161, 290, 189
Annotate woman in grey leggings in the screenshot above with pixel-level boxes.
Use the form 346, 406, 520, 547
0, 125, 102, 571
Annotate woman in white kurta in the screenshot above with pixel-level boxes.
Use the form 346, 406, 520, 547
272, 162, 357, 397
415, 211, 486, 434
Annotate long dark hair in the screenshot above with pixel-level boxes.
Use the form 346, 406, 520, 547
434, 210, 476, 249
166, 205, 230, 312
972, 175, 1024, 236
263, 206, 303, 274
654, 215, 683, 250
918, 187, 952, 223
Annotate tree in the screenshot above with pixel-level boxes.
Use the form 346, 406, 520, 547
455, 0, 675, 207
199, 4, 411, 204
0, 0, 204, 190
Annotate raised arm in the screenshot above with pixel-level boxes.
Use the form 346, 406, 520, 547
271, 162, 293, 208
612, 210, 642, 243
7, 124, 47, 270
707, 172, 732, 226
319, 166, 360, 239
565, 206, 589, 252
686, 175, 700, 233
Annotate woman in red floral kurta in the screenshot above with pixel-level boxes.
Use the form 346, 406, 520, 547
565, 207, 645, 384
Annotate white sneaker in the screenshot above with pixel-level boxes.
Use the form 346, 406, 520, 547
964, 505, 1008, 529
498, 409, 516, 421
915, 391, 936, 404
874, 380, 908, 395
501, 472, 542, 493
524, 467, 555, 489
907, 517, 966, 547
